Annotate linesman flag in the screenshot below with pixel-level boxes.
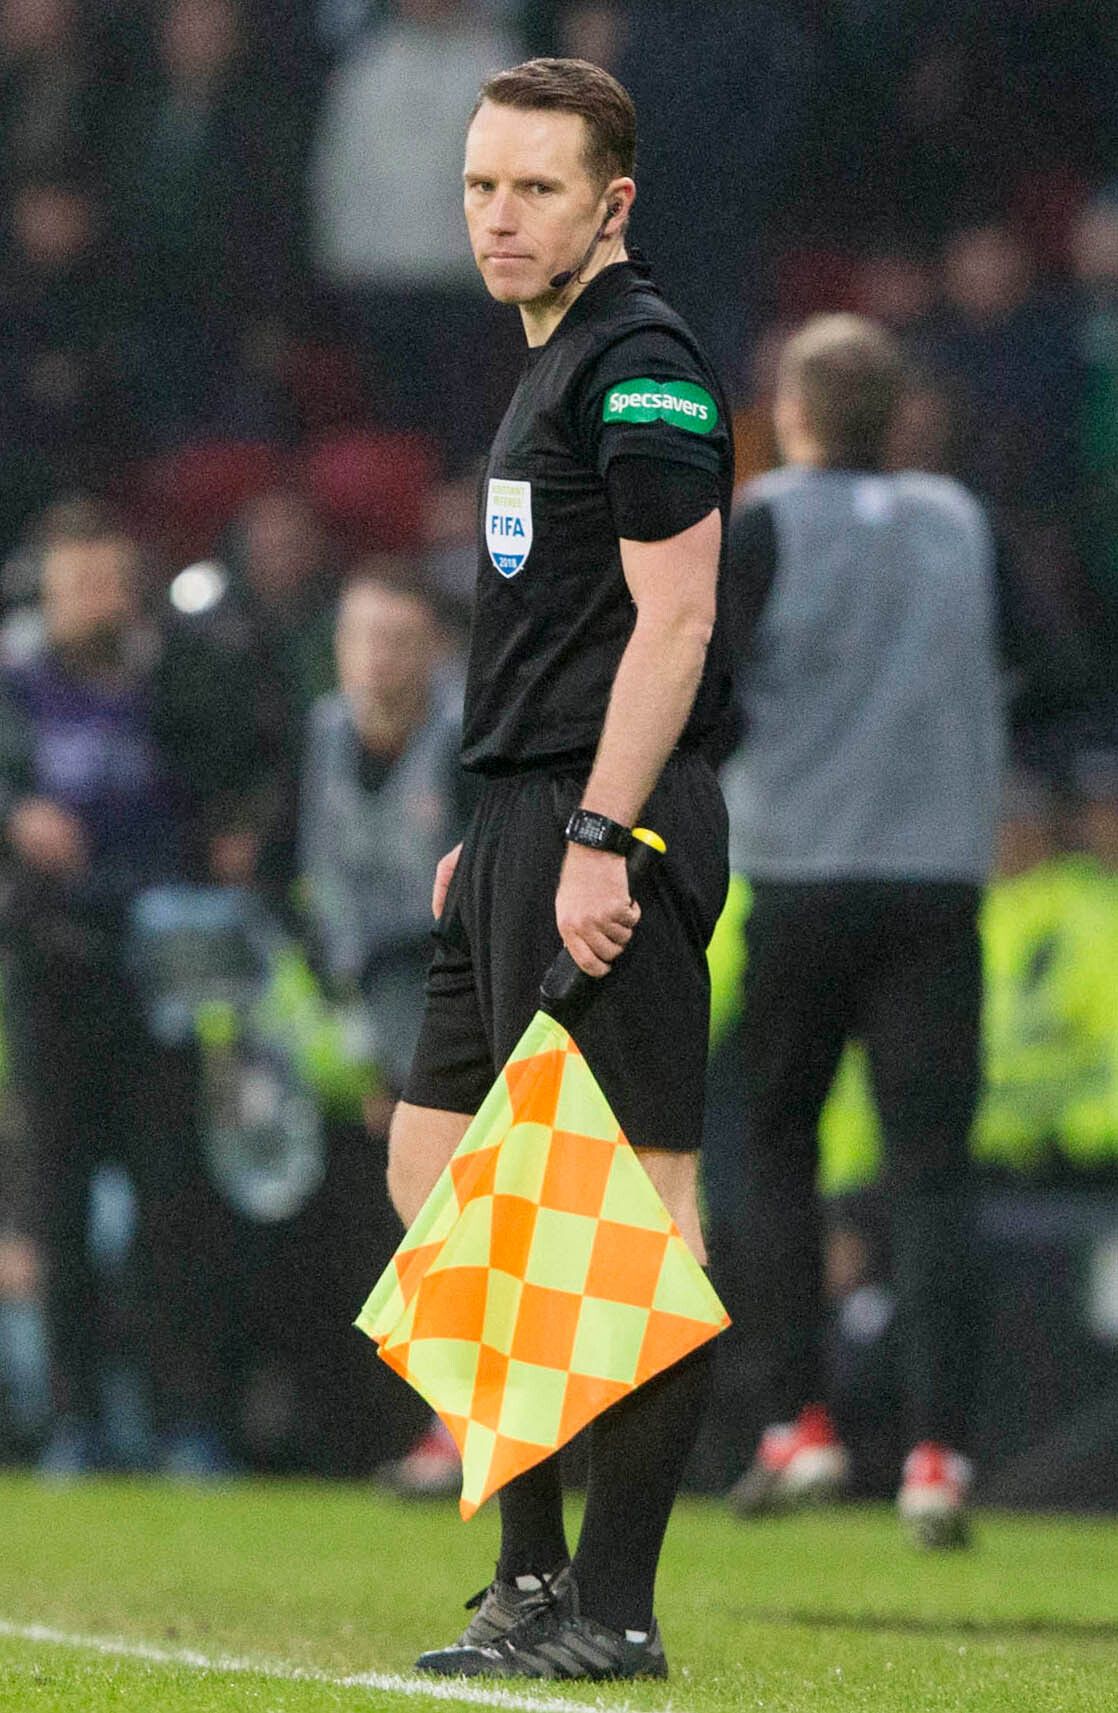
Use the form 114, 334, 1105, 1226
357, 831, 729, 1518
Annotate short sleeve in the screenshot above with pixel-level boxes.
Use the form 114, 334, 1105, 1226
605, 456, 721, 542
576, 328, 727, 480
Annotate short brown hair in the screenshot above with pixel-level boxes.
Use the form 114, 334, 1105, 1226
778, 314, 907, 470
37, 493, 126, 548
472, 57, 636, 188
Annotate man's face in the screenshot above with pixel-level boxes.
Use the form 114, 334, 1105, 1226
464, 100, 608, 307
42, 540, 139, 648
336, 583, 438, 726
242, 490, 323, 606
161, 0, 238, 83
943, 224, 1030, 322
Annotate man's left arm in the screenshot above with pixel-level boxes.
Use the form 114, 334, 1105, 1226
555, 505, 720, 976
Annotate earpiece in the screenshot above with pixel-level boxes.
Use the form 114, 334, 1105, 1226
549, 200, 626, 291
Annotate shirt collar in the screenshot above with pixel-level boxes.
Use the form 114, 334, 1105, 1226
546, 252, 657, 345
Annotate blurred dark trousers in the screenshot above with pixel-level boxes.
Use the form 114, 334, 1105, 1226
5, 920, 231, 1435
708, 880, 982, 1454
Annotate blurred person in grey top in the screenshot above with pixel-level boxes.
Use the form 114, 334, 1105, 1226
715, 315, 1004, 1550
723, 395, 1003, 884
299, 574, 472, 1091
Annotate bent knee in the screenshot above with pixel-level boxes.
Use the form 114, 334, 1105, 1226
635, 1147, 706, 1264
386, 1100, 472, 1227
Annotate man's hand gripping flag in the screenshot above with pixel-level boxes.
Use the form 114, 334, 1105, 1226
356, 830, 729, 1518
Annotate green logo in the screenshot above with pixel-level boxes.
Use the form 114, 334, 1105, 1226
602, 377, 718, 435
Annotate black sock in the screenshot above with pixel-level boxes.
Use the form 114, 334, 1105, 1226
572, 1340, 714, 1634
496, 1452, 569, 1582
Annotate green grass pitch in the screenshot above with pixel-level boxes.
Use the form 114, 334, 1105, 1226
1, 1474, 1116, 1711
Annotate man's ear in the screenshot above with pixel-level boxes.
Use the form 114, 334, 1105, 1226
603, 179, 636, 235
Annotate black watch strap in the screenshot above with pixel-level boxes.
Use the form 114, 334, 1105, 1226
564, 808, 634, 855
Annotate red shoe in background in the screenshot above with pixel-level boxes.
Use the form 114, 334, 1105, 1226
897, 1441, 973, 1549
374, 1417, 460, 1499
727, 1403, 850, 1517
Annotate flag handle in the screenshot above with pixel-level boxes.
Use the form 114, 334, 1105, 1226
538, 827, 666, 1026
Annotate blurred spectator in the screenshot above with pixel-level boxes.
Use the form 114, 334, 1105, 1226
1071, 189, 1118, 649
873, 28, 993, 241
168, 484, 340, 891
0, 172, 126, 483
926, 196, 1118, 859
0, 499, 264, 1474
911, 220, 1098, 748
299, 571, 471, 1091
914, 220, 1082, 511
886, 370, 970, 479
0, 0, 100, 209
309, 0, 522, 462
557, 1, 622, 66
419, 472, 487, 625
109, 0, 304, 446
221, 484, 339, 723
0, 169, 129, 556
609, 0, 812, 393
852, 248, 936, 334
297, 567, 473, 1495
227, 568, 473, 1480
991, 0, 1117, 190
801, 2, 1116, 256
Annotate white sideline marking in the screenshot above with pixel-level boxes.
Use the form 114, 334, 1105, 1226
0, 1617, 627, 1711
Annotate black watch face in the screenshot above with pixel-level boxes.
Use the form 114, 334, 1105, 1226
568, 810, 627, 852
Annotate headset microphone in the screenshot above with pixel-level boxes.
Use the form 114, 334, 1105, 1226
549, 201, 624, 292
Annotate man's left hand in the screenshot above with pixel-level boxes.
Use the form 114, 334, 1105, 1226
556, 843, 639, 977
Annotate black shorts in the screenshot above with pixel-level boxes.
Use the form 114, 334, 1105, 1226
403, 752, 729, 1153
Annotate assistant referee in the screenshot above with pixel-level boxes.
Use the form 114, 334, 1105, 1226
385, 58, 734, 1682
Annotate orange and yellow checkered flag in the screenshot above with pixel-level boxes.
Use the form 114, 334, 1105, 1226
357, 1004, 729, 1519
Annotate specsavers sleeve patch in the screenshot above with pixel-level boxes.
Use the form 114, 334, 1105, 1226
602, 378, 718, 435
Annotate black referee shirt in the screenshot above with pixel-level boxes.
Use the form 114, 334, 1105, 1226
460, 258, 736, 776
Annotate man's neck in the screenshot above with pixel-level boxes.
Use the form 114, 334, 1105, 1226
784, 450, 884, 473
353, 696, 428, 759
780, 434, 827, 469
520, 241, 629, 348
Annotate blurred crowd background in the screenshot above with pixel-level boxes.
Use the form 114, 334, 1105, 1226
0, 0, 1116, 1503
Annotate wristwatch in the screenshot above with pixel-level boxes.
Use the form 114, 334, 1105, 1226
564, 808, 634, 855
